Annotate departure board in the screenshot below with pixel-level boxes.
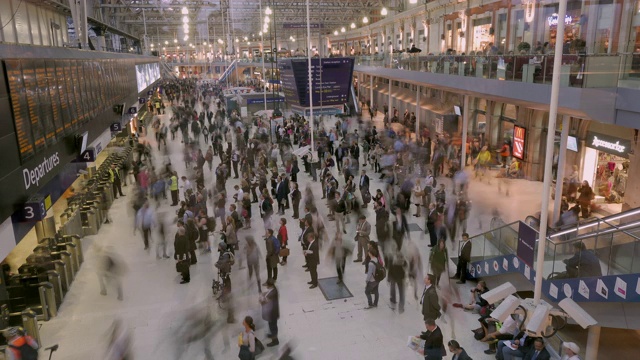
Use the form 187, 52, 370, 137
5, 58, 138, 163
21, 61, 46, 152
45, 61, 64, 138
5, 60, 34, 161
34, 59, 56, 145
278, 57, 354, 107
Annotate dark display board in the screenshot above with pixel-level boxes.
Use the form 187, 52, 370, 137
4, 58, 137, 163
278, 57, 354, 108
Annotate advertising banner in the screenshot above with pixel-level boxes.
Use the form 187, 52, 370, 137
513, 125, 526, 159
517, 221, 537, 267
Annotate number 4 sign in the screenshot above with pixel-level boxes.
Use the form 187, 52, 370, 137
78, 148, 96, 162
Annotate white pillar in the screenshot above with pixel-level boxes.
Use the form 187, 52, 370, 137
534, 0, 567, 306
553, 115, 570, 222
415, 86, 420, 138
461, 95, 469, 169
306, 0, 315, 153
369, 75, 373, 111
388, 80, 392, 121
585, 325, 601, 360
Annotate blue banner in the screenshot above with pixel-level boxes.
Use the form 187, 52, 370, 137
517, 221, 537, 268
246, 97, 285, 105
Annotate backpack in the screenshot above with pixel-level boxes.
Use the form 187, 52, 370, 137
9, 338, 38, 360
271, 236, 281, 255
373, 260, 386, 282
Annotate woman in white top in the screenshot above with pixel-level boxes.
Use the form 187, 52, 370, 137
412, 179, 423, 217
238, 316, 256, 360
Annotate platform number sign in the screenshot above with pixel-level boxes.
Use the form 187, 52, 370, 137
110, 122, 122, 132
513, 125, 526, 160
24, 198, 46, 221
78, 148, 96, 162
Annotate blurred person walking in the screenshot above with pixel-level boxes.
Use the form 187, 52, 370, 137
245, 236, 262, 293
97, 246, 126, 300
174, 221, 191, 284
135, 202, 155, 250
260, 279, 280, 347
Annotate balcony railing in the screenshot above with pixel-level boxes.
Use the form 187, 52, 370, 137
354, 53, 640, 89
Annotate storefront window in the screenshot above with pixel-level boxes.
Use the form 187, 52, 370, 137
509, 9, 527, 52
473, 17, 493, 52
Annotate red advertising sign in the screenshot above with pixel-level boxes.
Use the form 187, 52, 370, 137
513, 125, 526, 159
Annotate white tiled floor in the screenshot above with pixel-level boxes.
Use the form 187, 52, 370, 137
37, 106, 547, 360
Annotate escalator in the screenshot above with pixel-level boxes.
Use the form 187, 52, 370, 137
218, 60, 237, 84
465, 207, 640, 304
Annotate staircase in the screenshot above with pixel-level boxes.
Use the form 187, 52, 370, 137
160, 61, 176, 79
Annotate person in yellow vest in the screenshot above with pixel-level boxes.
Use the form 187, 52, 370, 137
109, 164, 125, 199
475, 146, 492, 183
169, 171, 179, 206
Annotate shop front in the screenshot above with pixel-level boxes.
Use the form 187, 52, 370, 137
581, 131, 631, 207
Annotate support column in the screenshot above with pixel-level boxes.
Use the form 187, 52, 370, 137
553, 115, 570, 223
415, 86, 420, 138
369, 75, 373, 112
585, 325, 601, 360
388, 79, 392, 122
461, 95, 469, 169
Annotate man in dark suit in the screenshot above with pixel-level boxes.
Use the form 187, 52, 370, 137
374, 201, 389, 243
304, 233, 320, 289
452, 233, 472, 284
275, 174, 289, 215
427, 203, 438, 247
260, 279, 280, 347
421, 274, 441, 321
419, 318, 446, 360
359, 170, 370, 208
299, 217, 314, 270
265, 229, 279, 282
523, 338, 551, 360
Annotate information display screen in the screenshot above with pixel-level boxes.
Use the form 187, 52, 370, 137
135, 63, 160, 93
278, 57, 354, 108
4, 58, 137, 163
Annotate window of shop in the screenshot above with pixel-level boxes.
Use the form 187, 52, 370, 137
473, 17, 493, 52
509, 9, 526, 52
497, 12, 508, 52
541, 1, 583, 52
582, 132, 630, 204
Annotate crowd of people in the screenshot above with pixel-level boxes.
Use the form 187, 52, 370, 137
92, 76, 591, 360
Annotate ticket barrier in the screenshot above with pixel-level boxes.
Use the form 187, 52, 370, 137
59, 234, 83, 264
38, 238, 81, 278
20, 309, 41, 345
60, 211, 83, 237
5, 276, 53, 321
80, 206, 99, 236
84, 199, 103, 226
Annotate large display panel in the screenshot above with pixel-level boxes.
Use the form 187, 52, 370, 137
4, 58, 137, 163
278, 57, 354, 108
135, 62, 160, 93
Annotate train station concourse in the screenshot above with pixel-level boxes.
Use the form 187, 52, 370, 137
1, 1, 640, 359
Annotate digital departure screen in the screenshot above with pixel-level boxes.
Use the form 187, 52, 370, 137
4, 58, 137, 163
278, 57, 354, 108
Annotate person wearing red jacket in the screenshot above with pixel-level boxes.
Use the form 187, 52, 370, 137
278, 218, 288, 265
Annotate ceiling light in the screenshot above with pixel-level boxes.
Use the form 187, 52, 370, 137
259, 31, 263, 36
162, 47, 166, 50
350, 23, 356, 29
203, 41, 207, 45
363, 16, 369, 24
341, 27, 346, 33
184, 35, 188, 41
381, 7, 388, 16
264, 15, 270, 23
247, 42, 251, 45
235, 38, 239, 42
244, 36, 248, 41
177, 46, 180, 49
410, 0, 417, 3
174, 39, 178, 43
265, 6, 272, 15
182, 16, 189, 23
334, 30, 338, 35
150, 43, 154, 47
164, 40, 168, 45
218, 38, 223, 44
181, 7, 188, 15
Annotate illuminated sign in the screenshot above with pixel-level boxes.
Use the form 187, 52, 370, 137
513, 125, 526, 160
547, 14, 573, 26
586, 132, 631, 157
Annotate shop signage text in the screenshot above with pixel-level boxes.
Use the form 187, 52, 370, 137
513, 125, 526, 160
23, 152, 60, 190
591, 136, 625, 153
586, 132, 631, 158
547, 14, 572, 26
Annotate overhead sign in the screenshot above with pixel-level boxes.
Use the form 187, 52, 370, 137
23, 195, 46, 221
23, 152, 61, 190
128, 106, 138, 114
586, 131, 631, 158
513, 125, 526, 160
138, 97, 146, 104
246, 97, 285, 105
110, 122, 123, 132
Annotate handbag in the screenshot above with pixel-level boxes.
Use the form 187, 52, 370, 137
279, 248, 290, 257
176, 260, 189, 273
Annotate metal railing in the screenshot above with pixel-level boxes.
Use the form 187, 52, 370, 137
469, 207, 640, 280
354, 53, 640, 89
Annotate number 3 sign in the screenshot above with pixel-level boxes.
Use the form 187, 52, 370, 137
23, 199, 46, 221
